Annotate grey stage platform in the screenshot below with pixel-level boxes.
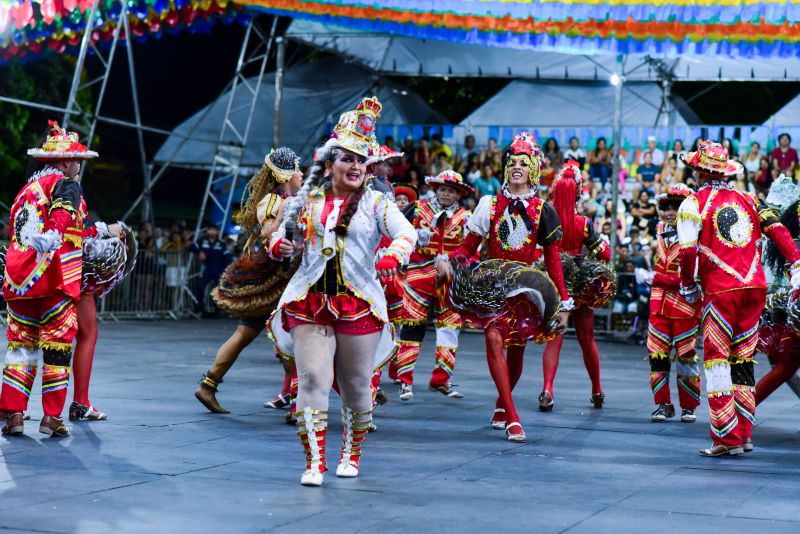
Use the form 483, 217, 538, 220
1, 319, 799, 533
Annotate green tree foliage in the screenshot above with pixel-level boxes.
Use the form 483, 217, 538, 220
0, 56, 92, 206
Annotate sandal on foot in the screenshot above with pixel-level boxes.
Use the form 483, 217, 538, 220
505, 422, 527, 442
264, 393, 291, 409
490, 408, 507, 430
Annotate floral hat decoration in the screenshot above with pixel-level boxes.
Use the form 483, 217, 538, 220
27, 120, 98, 161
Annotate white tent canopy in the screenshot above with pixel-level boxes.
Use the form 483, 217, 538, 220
154, 56, 447, 168
764, 93, 800, 128
286, 20, 800, 82
455, 80, 699, 148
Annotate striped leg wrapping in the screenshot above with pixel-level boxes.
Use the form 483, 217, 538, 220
702, 303, 733, 359
707, 394, 738, 438
646, 323, 672, 356
2, 364, 37, 397
395, 340, 421, 383
733, 385, 756, 425
649, 371, 671, 405
340, 407, 372, 471
41, 364, 70, 417
296, 408, 328, 474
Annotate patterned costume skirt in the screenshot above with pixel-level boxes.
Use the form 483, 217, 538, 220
449, 259, 560, 347
211, 247, 296, 318
283, 292, 383, 335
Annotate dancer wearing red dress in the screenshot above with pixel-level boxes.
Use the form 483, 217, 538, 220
646, 184, 702, 423
394, 171, 473, 401
438, 131, 572, 442
539, 161, 611, 411
758, 177, 800, 406
1, 121, 118, 437
676, 141, 800, 457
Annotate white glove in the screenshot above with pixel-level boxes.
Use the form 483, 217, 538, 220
28, 230, 63, 255
558, 297, 575, 312
416, 227, 432, 247
790, 261, 800, 290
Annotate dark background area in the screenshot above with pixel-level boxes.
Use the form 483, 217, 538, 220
2, 17, 800, 224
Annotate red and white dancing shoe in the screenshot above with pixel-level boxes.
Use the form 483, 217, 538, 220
296, 408, 328, 486
263, 393, 292, 409
69, 402, 108, 421
337, 407, 371, 478
490, 408, 507, 430
505, 421, 527, 442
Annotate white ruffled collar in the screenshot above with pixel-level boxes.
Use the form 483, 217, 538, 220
28, 167, 62, 183
501, 185, 538, 201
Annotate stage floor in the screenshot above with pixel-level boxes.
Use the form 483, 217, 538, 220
1, 319, 799, 533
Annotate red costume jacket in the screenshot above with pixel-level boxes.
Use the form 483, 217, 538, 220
3, 168, 97, 301
678, 183, 799, 294
651, 221, 698, 319
450, 189, 569, 300
406, 199, 470, 293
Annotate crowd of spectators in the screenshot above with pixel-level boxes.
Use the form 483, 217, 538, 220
380, 130, 800, 340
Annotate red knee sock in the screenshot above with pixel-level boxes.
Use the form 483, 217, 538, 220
72, 295, 98, 406
42, 364, 70, 417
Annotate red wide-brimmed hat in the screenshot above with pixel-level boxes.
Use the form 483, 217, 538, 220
27, 120, 98, 160
424, 170, 474, 197
680, 140, 743, 176
657, 183, 692, 207
392, 184, 418, 203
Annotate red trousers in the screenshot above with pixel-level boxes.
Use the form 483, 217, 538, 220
701, 289, 764, 447
646, 314, 701, 410
1, 293, 77, 417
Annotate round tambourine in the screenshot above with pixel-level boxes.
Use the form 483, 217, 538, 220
268, 308, 398, 371
82, 222, 138, 297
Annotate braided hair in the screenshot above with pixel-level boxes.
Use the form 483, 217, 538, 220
237, 147, 300, 236
764, 200, 800, 275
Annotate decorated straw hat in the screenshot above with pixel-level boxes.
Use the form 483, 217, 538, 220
680, 140, 743, 177
366, 144, 405, 166
392, 184, 418, 203
657, 183, 692, 207
264, 147, 300, 184
329, 96, 382, 158
766, 174, 800, 213
27, 120, 98, 160
425, 170, 474, 197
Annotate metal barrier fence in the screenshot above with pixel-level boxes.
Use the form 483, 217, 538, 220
0, 254, 648, 343
97, 250, 201, 320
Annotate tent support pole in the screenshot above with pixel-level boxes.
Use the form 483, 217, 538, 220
610, 55, 624, 266
193, 15, 278, 242
273, 36, 286, 148
62, 0, 99, 129
609, 54, 625, 335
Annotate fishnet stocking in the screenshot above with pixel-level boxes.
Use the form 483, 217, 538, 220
73, 294, 98, 406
